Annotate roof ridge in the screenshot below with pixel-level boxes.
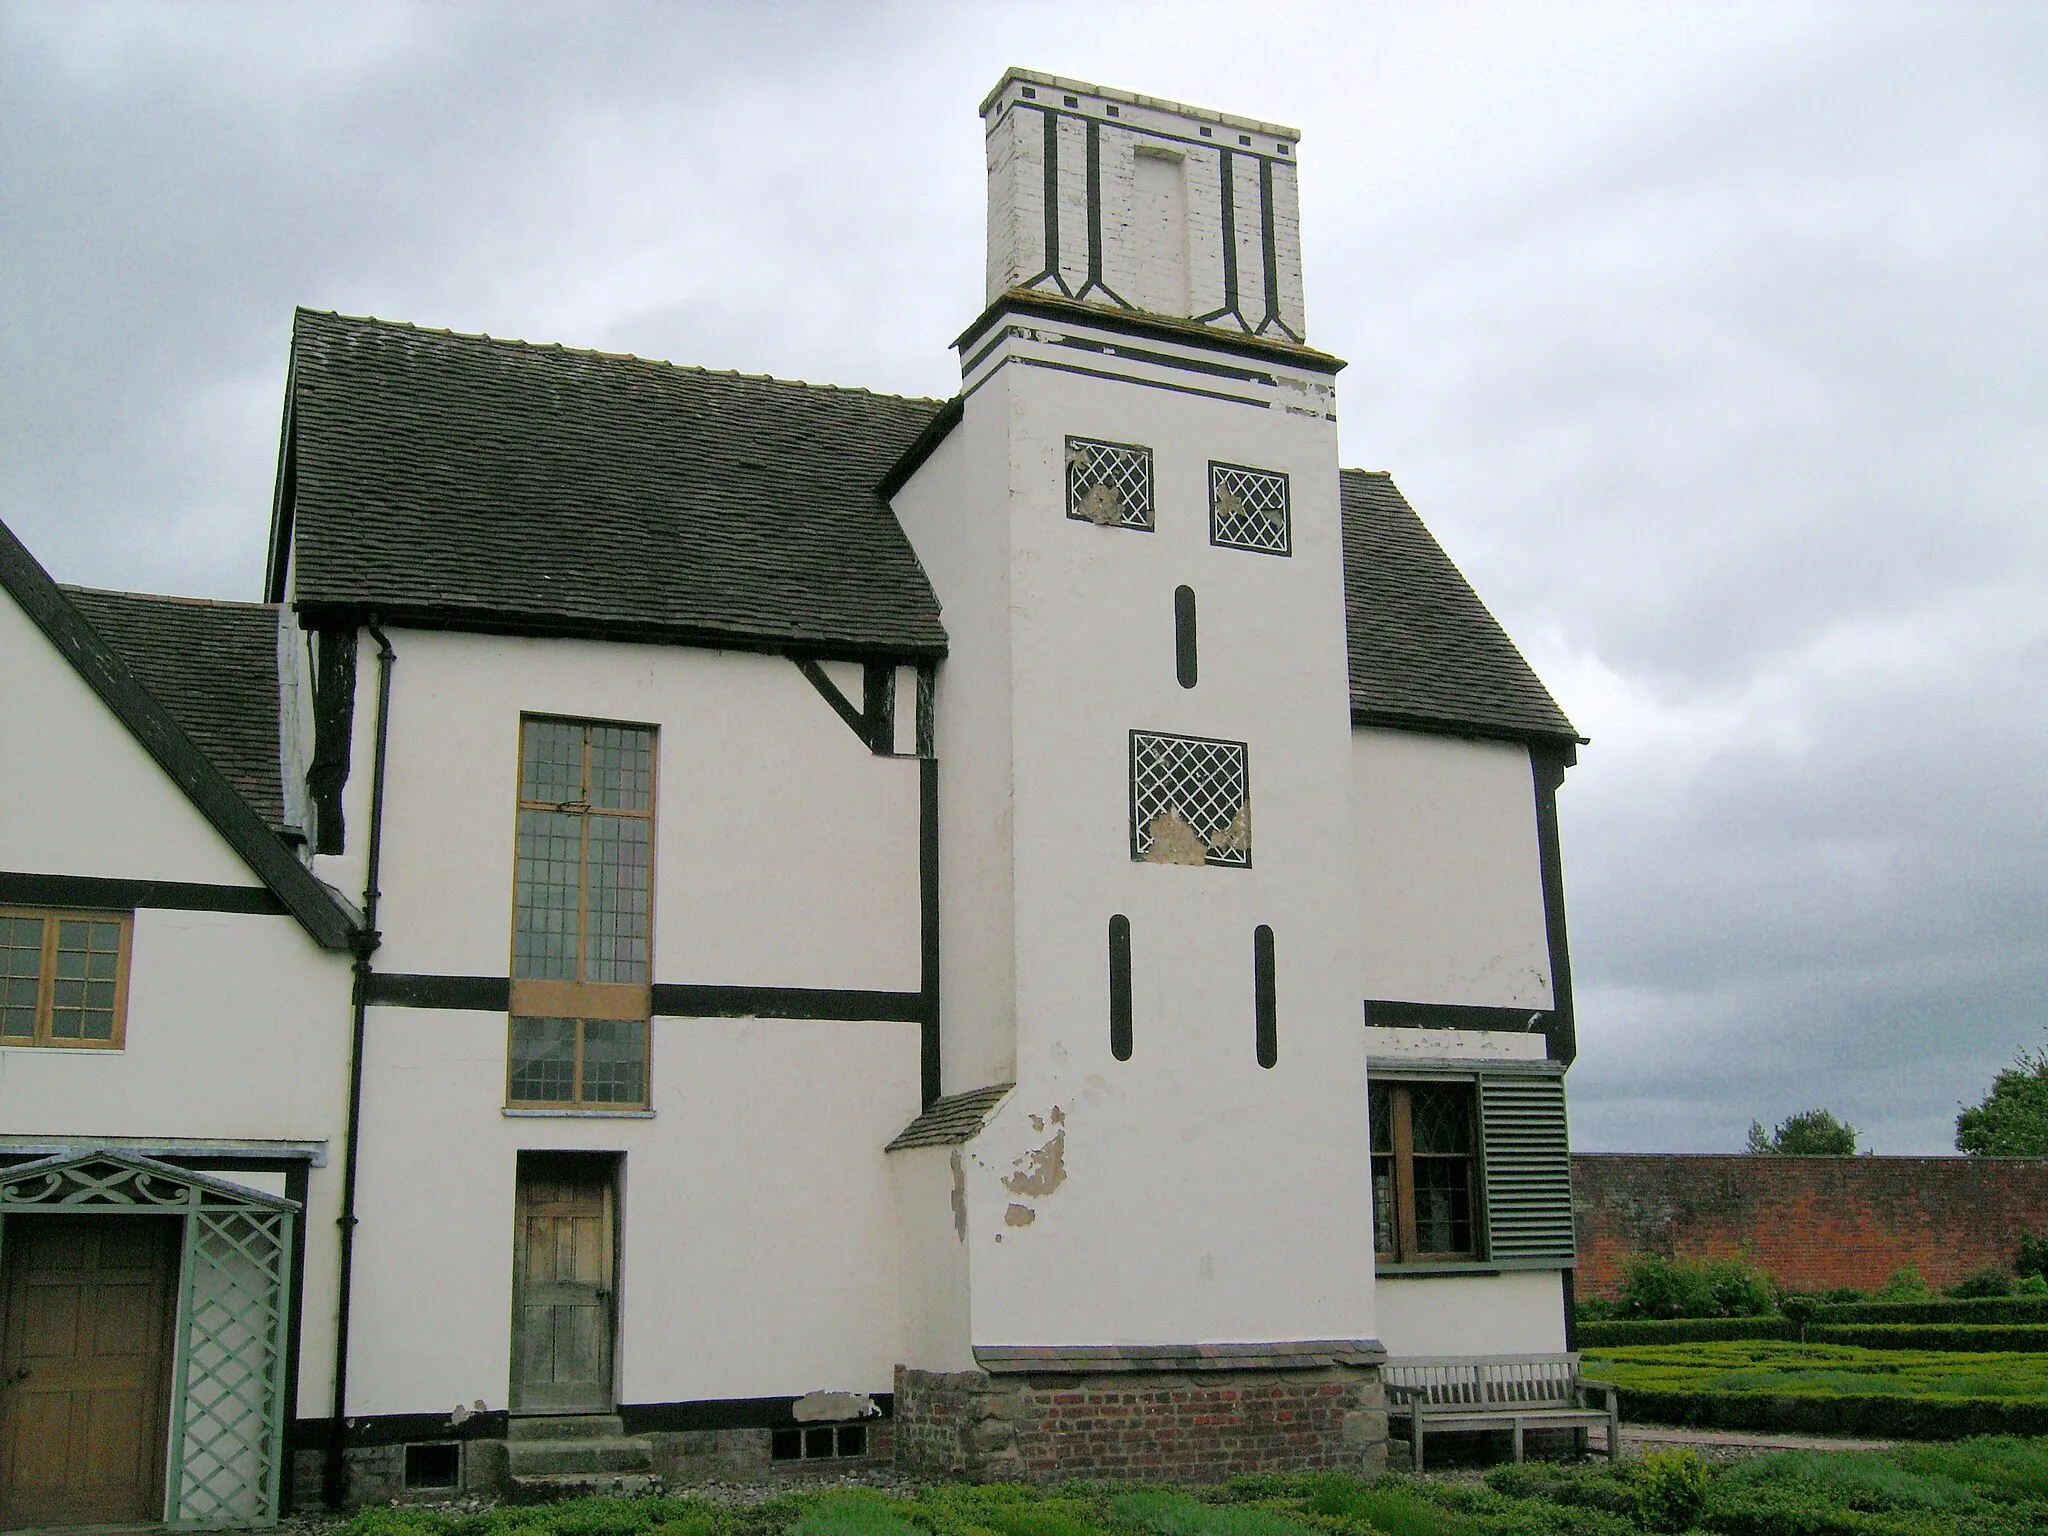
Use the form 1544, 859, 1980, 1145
61, 584, 278, 614
292, 307, 948, 408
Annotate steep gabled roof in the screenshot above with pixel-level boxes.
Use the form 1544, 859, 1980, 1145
1340, 470, 1580, 746
0, 516, 359, 951
61, 588, 288, 830
270, 310, 949, 659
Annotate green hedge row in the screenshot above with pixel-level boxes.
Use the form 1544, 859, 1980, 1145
1808, 1322, 2048, 1352
1604, 1385, 2048, 1441
1578, 1316, 2048, 1351
1578, 1318, 1798, 1346
1811, 1296, 2048, 1325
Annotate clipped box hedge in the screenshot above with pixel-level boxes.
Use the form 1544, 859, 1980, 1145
1598, 1384, 2048, 1441
1808, 1322, 2048, 1353
1812, 1295, 2048, 1326
1577, 1317, 1798, 1347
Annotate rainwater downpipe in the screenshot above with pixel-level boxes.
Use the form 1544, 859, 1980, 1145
324, 621, 393, 1508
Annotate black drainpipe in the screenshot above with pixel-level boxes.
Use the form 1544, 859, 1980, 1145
324, 621, 394, 1508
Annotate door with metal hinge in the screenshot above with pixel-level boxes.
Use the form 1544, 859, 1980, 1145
0, 1214, 181, 1526
510, 1153, 617, 1414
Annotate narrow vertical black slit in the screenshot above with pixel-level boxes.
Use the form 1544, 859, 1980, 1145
1109, 915, 1133, 1061
1174, 585, 1197, 688
1253, 924, 1277, 1068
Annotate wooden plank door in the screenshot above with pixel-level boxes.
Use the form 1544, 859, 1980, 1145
0, 1214, 181, 1527
511, 1156, 616, 1413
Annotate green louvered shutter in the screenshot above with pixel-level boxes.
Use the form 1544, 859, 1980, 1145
1478, 1075, 1576, 1264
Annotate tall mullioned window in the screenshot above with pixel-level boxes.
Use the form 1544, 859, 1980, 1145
0, 908, 131, 1050
509, 717, 656, 1109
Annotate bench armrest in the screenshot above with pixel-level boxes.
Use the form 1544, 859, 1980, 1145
1579, 1379, 1619, 1408
1383, 1384, 1425, 1405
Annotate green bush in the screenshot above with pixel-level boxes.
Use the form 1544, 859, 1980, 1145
1807, 1323, 2048, 1353
1579, 1317, 1800, 1347
2018, 1275, 2048, 1297
1814, 1296, 2048, 1326
2019, 1232, 2048, 1282
1619, 1253, 1780, 1319
1638, 1448, 1711, 1532
1949, 1268, 2017, 1300
1876, 1267, 1933, 1302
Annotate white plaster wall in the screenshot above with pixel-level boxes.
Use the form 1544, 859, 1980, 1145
889, 1145, 975, 1373
957, 355, 1376, 1349
890, 421, 1018, 1094
337, 631, 921, 990
1, 592, 264, 887
346, 1009, 921, 1413
1353, 729, 1553, 1010
1374, 1272, 1567, 1357
1366, 1026, 1547, 1064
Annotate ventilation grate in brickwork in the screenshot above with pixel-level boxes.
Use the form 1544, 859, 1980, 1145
1209, 462, 1291, 554
1130, 731, 1250, 868
1067, 437, 1155, 530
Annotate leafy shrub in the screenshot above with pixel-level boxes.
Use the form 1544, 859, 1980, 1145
1875, 1267, 1932, 1301
1807, 1322, 2048, 1352
2018, 1274, 2048, 1297
2018, 1231, 2048, 1282
1814, 1295, 2048, 1325
1618, 1253, 1778, 1319
1484, 1461, 1642, 1517
792, 1493, 926, 1536
1748, 1109, 1859, 1155
1636, 1449, 1710, 1532
1578, 1317, 1798, 1347
1106, 1490, 1314, 1536
1948, 1267, 2016, 1300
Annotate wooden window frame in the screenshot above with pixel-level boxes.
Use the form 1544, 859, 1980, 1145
1371, 1079, 1481, 1265
507, 716, 657, 1110
0, 906, 133, 1051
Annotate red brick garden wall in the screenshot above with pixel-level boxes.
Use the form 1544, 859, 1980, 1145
1573, 1154, 2048, 1298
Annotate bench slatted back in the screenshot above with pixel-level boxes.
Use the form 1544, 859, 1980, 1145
1382, 1354, 1583, 1408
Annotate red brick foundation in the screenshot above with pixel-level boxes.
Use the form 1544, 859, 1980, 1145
893, 1361, 1388, 1482
1573, 1154, 2048, 1297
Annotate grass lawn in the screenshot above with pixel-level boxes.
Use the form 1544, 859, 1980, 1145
331, 1437, 2048, 1536
1583, 1341, 2048, 1400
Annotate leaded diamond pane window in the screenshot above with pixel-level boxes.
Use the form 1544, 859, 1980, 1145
1372, 1081, 1480, 1264
1129, 731, 1250, 868
1066, 436, 1155, 530
0, 907, 130, 1049
1209, 461, 1291, 555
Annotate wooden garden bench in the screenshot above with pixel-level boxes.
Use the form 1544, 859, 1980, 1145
1382, 1353, 1620, 1472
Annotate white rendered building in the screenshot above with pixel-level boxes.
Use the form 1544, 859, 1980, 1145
0, 69, 1581, 1521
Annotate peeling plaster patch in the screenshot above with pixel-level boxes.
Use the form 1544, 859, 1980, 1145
1005, 1202, 1036, 1227
949, 1151, 968, 1243
794, 1390, 878, 1422
1144, 812, 1208, 865
1002, 1126, 1066, 1199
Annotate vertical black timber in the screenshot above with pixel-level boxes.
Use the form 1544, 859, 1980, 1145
1041, 105, 1065, 294
1258, 157, 1283, 335
919, 755, 941, 1106
278, 1157, 311, 1513
1218, 147, 1240, 317
862, 663, 895, 754
1173, 586, 1198, 689
308, 627, 358, 854
1253, 925, 1277, 1068
1108, 915, 1133, 1061
1561, 1267, 1579, 1352
914, 664, 936, 758
1530, 744, 1579, 1065
1085, 117, 1104, 292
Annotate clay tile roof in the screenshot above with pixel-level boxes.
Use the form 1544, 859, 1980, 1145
61, 587, 288, 830
276, 310, 949, 658
1341, 469, 1580, 745
886, 1084, 1013, 1152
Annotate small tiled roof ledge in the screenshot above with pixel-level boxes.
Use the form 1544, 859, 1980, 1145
885, 1083, 1013, 1152
973, 1340, 1388, 1374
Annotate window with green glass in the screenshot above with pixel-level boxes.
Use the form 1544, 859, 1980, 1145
0, 908, 132, 1050
507, 717, 655, 1109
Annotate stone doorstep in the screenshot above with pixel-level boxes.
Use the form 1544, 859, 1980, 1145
507, 1414, 628, 1442
507, 1472, 661, 1501
507, 1437, 655, 1478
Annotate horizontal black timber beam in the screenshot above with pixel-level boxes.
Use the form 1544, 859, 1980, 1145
292, 1392, 895, 1447
1365, 1000, 1553, 1033
361, 972, 925, 1022
0, 870, 285, 916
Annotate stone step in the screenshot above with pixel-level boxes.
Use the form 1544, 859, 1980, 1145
507, 1414, 627, 1443
508, 1472, 659, 1503
506, 1436, 654, 1478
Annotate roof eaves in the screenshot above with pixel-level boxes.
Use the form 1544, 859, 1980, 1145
0, 516, 362, 952
1350, 703, 1588, 751
878, 394, 965, 503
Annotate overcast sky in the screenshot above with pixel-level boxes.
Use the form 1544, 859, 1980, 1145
4, 2, 2043, 1153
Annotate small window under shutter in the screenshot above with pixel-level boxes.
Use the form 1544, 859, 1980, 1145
1478, 1074, 1575, 1265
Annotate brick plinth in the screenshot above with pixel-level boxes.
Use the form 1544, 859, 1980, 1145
1574, 1154, 2048, 1297
893, 1362, 1387, 1483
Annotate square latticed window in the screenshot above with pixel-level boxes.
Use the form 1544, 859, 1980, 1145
1130, 731, 1251, 868
1066, 436, 1155, 530
1209, 461, 1291, 555
0, 908, 131, 1049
